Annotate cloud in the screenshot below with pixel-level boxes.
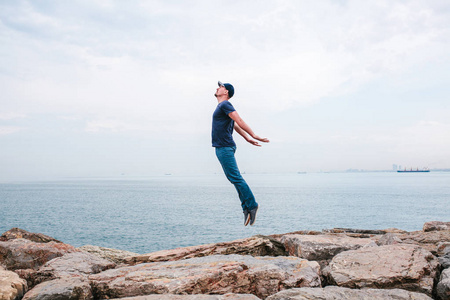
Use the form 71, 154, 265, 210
1, 0, 450, 179
2, 1, 450, 113
0, 126, 22, 136
0, 113, 26, 120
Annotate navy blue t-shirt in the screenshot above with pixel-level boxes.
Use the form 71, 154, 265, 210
212, 101, 236, 147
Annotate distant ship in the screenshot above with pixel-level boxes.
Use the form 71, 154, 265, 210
397, 167, 430, 173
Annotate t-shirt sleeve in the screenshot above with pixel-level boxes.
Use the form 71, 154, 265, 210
220, 101, 236, 115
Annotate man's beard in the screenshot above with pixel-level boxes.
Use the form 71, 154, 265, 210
214, 93, 218, 97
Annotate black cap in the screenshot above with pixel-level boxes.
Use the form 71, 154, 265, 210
218, 81, 234, 98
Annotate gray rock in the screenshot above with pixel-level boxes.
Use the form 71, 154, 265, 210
281, 234, 374, 261
325, 244, 438, 296
437, 268, 450, 300
440, 257, 450, 270
89, 254, 320, 299
0, 266, 28, 300
266, 286, 432, 299
0, 239, 77, 271
22, 277, 92, 300
78, 245, 138, 264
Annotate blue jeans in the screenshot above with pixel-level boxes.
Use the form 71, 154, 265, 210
215, 146, 258, 211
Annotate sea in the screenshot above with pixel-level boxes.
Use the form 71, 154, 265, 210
1, 172, 449, 254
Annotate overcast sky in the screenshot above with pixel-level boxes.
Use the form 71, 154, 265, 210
1, 0, 449, 181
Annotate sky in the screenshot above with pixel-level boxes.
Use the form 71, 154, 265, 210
1, 0, 450, 181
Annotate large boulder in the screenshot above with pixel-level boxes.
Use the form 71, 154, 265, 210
324, 244, 438, 296
266, 286, 432, 300
437, 268, 450, 300
0, 239, 77, 270
423, 221, 450, 232
124, 235, 286, 265
90, 254, 320, 299
31, 252, 115, 286
281, 234, 375, 261
110, 295, 260, 300
22, 277, 92, 300
0, 266, 27, 300
78, 245, 138, 264
0, 228, 61, 244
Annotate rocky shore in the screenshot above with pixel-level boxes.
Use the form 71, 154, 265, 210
1, 221, 449, 300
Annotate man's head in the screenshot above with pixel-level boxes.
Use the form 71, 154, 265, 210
217, 81, 234, 98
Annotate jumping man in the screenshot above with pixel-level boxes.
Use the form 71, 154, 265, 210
212, 81, 269, 226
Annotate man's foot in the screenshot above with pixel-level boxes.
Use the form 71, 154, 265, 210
249, 205, 259, 226
244, 209, 250, 226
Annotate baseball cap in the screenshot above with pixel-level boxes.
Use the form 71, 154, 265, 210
218, 81, 234, 98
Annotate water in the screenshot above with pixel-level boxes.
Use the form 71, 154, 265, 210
1, 172, 449, 254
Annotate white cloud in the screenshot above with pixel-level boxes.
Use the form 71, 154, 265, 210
0, 126, 22, 135
0, 113, 26, 120
1, 0, 450, 179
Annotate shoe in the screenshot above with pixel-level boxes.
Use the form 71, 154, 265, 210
244, 209, 250, 226
249, 205, 259, 226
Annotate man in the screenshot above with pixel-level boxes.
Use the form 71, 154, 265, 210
212, 81, 269, 226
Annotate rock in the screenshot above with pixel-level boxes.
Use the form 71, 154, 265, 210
437, 268, 450, 300
22, 277, 92, 300
78, 245, 138, 264
376, 233, 403, 245
0, 266, 28, 300
12, 269, 35, 286
281, 234, 374, 261
0, 239, 77, 271
382, 228, 408, 234
423, 221, 450, 232
323, 228, 386, 235
438, 242, 450, 256
32, 252, 115, 286
395, 230, 450, 254
124, 235, 286, 265
269, 231, 322, 241
111, 294, 260, 300
90, 254, 320, 299
266, 286, 433, 299
440, 254, 450, 270
325, 244, 438, 296
0, 228, 61, 244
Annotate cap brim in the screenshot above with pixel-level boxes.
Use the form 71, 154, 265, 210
218, 81, 224, 87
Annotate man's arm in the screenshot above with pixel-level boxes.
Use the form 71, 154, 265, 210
234, 123, 261, 146
230, 111, 269, 146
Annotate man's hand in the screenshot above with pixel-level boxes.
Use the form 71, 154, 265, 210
246, 135, 270, 147
254, 136, 270, 143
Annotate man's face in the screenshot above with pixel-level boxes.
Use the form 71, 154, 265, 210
214, 85, 228, 98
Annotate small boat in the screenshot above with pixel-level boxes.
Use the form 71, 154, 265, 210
397, 167, 430, 173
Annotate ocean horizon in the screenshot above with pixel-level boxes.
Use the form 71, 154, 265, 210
1, 172, 449, 254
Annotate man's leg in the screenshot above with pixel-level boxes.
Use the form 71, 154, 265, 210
215, 147, 258, 211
